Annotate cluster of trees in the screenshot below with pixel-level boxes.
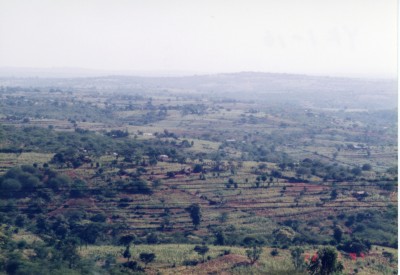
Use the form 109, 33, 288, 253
1, 92, 113, 123
275, 158, 371, 182
179, 104, 208, 116
279, 207, 397, 250
0, 165, 43, 198
0, 125, 193, 171
221, 140, 290, 163
296, 158, 368, 181
126, 109, 168, 125
0, 165, 86, 200
1, 125, 120, 157
121, 179, 153, 195
105, 129, 129, 138
120, 236, 155, 272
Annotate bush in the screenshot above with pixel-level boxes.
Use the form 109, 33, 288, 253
271, 248, 279, 256
0, 178, 21, 197
246, 245, 263, 264
124, 179, 152, 195
338, 239, 371, 255
90, 213, 107, 223
121, 261, 143, 271
183, 259, 198, 266
193, 164, 203, 173
194, 244, 209, 262
69, 179, 88, 198
146, 233, 159, 244
362, 164, 372, 171
308, 247, 343, 275
139, 252, 156, 267
291, 247, 305, 271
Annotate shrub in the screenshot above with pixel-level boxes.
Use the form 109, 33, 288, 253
183, 259, 198, 266
124, 179, 152, 195
139, 252, 156, 267
246, 245, 263, 265
307, 247, 343, 275
271, 248, 279, 256
194, 244, 209, 262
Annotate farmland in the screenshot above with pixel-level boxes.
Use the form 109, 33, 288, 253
0, 73, 397, 274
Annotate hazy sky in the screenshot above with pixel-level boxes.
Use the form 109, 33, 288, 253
0, 0, 397, 77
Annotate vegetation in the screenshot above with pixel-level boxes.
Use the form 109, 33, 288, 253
307, 247, 343, 275
194, 244, 209, 263
0, 74, 397, 274
246, 245, 263, 265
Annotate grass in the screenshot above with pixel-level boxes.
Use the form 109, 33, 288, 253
80, 244, 246, 265
0, 152, 53, 173
79, 244, 398, 275
12, 230, 44, 245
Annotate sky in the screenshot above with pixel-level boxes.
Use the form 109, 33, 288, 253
0, 0, 397, 77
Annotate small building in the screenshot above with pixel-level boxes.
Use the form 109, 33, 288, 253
158, 154, 169, 161
348, 144, 367, 150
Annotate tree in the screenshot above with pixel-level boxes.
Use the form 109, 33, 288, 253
351, 167, 362, 176
119, 234, 136, 247
330, 189, 338, 200
149, 156, 157, 166
333, 227, 343, 244
338, 238, 370, 255
361, 163, 372, 171
57, 238, 80, 269
152, 179, 162, 189
193, 164, 203, 173
139, 252, 156, 267
69, 179, 87, 198
123, 245, 131, 262
15, 215, 26, 228
160, 213, 172, 231
0, 178, 21, 197
124, 179, 152, 195
186, 203, 201, 229
214, 230, 226, 245
146, 232, 159, 244
246, 245, 262, 265
291, 247, 305, 271
166, 171, 175, 178
218, 212, 229, 223
78, 222, 104, 247
270, 248, 279, 256
90, 213, 107, 223
261, 174, 267, 183
36, 214, 49, 233
52, 152, 66, 165
308, 247, 343, 275
47, 175, 70, 191
194, 244, 209, 262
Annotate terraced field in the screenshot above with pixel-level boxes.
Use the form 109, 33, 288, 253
0, 76, 397, 274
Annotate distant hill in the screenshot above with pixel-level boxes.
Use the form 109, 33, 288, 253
0, 67, 200, 78
0, 70, 396, 109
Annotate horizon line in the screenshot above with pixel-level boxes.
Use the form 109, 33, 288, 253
0, 66, 396, 80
